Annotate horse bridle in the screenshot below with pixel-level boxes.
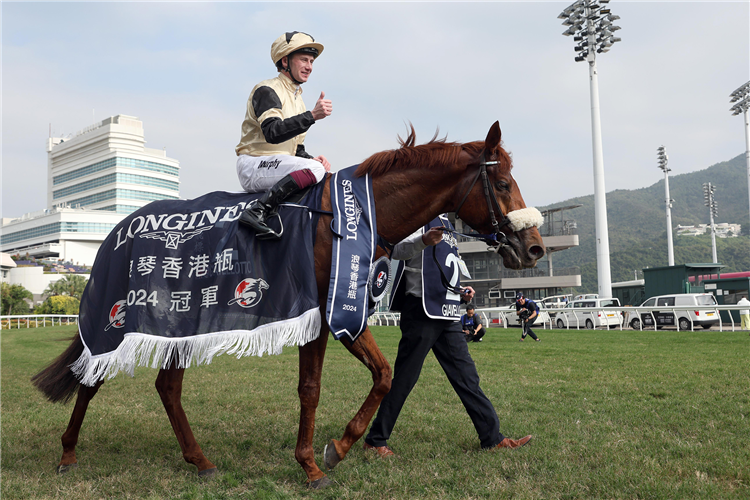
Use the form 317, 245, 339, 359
453, 151, 511, 247
428, 151, 514, 296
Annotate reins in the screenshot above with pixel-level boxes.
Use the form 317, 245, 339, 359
431, 150, 517, 296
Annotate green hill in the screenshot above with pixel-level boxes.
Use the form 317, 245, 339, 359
540, 154, 750, 292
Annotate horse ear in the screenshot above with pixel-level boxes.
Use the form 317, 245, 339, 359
484, 121, 502, 151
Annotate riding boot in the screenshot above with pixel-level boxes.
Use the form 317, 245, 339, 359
239, 174, 302, 239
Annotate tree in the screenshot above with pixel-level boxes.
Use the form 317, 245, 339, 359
34, 295, 80, 315
43, 274, 88, 300
1, 283, 33, 315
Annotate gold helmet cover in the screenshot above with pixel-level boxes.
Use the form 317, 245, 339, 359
271, 32, 324, 67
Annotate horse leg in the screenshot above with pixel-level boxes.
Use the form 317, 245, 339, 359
58, 380, 103, 473
295, 332, 331, 488
323, 328, 391, 470
155, 365, 217, 477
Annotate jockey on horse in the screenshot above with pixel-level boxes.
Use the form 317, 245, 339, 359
236, 31, 333, 239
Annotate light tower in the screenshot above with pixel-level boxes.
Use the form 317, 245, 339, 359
559, 0, 622, 298
703, 182, 718, 264
729, 81, 750, 236
657, 146, 674, 266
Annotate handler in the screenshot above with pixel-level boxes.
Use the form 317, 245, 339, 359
516, 292, 541, 342
363, 216, 532, 457
235, 31, 332, 239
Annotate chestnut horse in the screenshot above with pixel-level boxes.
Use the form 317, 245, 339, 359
32, 121, 545, 488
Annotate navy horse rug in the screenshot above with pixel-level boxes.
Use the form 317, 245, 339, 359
72, 187, 324, 387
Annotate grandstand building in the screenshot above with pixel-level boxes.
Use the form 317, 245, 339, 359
454, 205, 582, 306
1, 115, 180, 266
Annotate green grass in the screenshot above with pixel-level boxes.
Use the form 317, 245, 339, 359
2, 325, 749, 499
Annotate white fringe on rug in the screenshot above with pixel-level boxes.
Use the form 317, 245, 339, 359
71, 307, 321, 387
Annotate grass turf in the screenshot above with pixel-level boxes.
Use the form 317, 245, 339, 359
1, 325, 748, 499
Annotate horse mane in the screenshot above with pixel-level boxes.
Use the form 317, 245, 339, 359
355, 125, 489, 178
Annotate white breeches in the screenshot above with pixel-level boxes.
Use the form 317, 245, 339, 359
236, 154, 327, 193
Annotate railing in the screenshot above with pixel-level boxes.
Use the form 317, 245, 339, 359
539, 222, 579, 237
367, 305, 748, 332
367, 312, 400, 326
0, 315, 79, 329
7, 306, 745, 332
511, 305, 746, 332
366, 309, 554, 330
475, 307, 553, 330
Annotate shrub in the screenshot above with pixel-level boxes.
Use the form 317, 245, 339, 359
34, 295, 80, 315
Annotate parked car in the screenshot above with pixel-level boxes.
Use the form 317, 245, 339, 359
502, 303, 551, 327
555, 298, 623, 329
627, 293, 719, 330
539, 295, 571, 317
573, 294, 599, 300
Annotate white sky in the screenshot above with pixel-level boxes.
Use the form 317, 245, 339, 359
2, 1, 749, 219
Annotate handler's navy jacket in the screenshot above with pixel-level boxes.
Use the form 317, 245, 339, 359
389, 215, 464, 320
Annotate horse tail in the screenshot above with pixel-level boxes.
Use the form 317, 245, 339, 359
31, 334, 84, 404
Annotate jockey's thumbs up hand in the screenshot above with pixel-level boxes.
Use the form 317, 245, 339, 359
312, 91, 332, 121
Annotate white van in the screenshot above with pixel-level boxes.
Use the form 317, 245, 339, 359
627, 293, 719, 330
555, 298, 623, 329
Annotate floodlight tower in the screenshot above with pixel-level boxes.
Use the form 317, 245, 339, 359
729, 81, 750, 235
703, 182, 718, 264
559, 0, 622, 298
657, 146, 674, 266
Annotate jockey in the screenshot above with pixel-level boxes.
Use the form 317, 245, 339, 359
236, 31, 333, 239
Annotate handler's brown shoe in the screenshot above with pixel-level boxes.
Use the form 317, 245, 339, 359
363, 442, 396, 457
495, 435, 532, 450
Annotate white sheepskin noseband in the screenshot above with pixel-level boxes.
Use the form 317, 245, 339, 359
506, 207, 544, 232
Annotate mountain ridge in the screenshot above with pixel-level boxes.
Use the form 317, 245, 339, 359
538, 153, 750, 292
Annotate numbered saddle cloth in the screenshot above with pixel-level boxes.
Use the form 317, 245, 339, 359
73, 187, 324, 386
390, 215, 468, 321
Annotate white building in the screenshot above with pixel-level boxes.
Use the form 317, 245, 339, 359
1, 115, 180, 266
1, 252, 16, 283
676, 223, 741, 238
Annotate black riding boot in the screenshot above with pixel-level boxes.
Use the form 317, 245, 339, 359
239, 174, 302, 239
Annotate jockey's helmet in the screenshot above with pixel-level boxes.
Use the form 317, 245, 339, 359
271, 32, 324, 71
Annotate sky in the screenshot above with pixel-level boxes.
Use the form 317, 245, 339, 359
2, 1, 749, 220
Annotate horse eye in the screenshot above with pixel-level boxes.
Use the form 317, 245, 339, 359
495, 181, 509, 191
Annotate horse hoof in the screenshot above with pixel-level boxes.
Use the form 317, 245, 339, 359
56, 463, 78, 474
324, 441, 342, 470
308, 476, 332, 489
198, 467, 218, 478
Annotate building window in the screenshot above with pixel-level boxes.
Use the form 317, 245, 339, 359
66, 189, 178, 208
96, 205, 141, 215
0, 222, 117, 245
53, 173, 179, 199
53, 157, 179, 185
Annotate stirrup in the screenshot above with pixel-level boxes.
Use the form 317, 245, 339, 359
255, 212, 284, 240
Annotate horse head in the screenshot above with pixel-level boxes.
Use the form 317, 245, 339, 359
455, 121, 545, 270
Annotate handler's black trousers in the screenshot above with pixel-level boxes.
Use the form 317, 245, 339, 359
365, 295, 504, 449
522, 316, 539, 340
